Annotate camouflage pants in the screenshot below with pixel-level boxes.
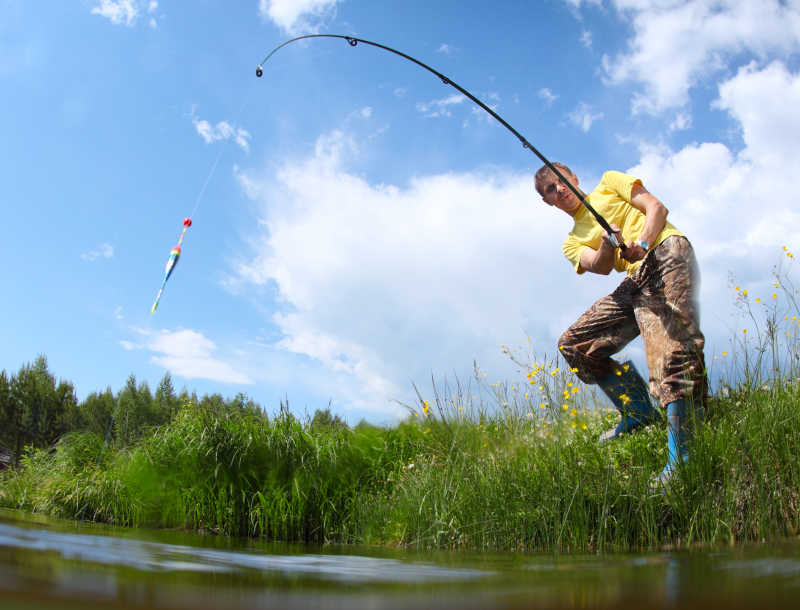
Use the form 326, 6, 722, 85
558, 236, 707, 407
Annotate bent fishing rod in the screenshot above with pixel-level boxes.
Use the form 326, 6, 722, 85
257, 34, 625, 250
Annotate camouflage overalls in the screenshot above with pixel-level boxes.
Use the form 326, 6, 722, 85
558, 236, 707, 408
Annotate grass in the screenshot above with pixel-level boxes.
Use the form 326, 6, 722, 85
3, 250, 800, 552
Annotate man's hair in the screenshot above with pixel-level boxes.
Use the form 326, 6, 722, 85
534, 162, 573, 196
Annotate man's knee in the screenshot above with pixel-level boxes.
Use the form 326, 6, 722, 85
557, 331, 579, 366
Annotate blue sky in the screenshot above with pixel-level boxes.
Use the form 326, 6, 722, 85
2, 0, 799, 423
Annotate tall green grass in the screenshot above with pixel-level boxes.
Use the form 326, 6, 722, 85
3, 251, 800, 551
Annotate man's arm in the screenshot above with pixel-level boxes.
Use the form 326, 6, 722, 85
579, 224, 622, 275
621, 182, 668, 263
578, 183, 669, 273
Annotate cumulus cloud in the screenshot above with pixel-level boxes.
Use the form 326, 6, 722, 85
259, 0, 338, 34
626, 60, 800, 343
91, 0, 159, 28
191, 110, 251, 153
598, 0, 800, 114
230, 123, 606, 419
122, 328, 253, 384
81, 243, 114, 262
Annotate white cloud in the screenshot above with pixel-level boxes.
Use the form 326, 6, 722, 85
81, 243, 114, 262
231, 127, 604, 419
668, 112, 692, 132
437, 43, 454, 54
416, 93, 465, 118
258, 0, 339, 34
538, 88, 558, 106
568, 102, 603, 132
625, 60, 800, 344
191, 111, 251, 153
599, 0, 800, 114
580, 30, 592, 48
91, 0, 159, 28
123, 328, 253, 384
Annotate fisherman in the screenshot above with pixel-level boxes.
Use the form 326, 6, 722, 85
534, 163, 707, 486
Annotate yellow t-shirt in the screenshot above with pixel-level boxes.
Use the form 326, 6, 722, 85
562, 170, 683, 275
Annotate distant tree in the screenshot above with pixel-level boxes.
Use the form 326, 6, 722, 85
198, 392, 227, 416
229, 392, 264, 417
113, 374, 155, 446
80, 388, 116, 440
53, 378, 79, 437
8, 355, 76, 453
0, 370, 21, 463
154, 372, 179, 424
310, 407, 348, 431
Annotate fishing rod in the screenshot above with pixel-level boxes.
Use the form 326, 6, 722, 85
256, 34, 624, 250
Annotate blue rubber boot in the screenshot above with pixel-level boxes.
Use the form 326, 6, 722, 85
654, 399, 694, 489
597, 361, 660, 443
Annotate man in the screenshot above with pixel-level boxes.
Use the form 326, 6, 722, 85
534, 163, 706, 485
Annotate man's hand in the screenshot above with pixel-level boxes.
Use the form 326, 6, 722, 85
602, 224, 623, 250
621, 240, 647, 263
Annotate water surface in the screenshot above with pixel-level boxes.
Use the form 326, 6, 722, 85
1, 509, 799, 609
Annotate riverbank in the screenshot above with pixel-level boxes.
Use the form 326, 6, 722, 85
2, 371, 799, 552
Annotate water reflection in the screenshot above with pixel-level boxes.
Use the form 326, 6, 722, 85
3, 510, 800, 609
0, 522, 489, 582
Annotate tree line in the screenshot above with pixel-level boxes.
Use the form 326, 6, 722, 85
0, 354, 307, 466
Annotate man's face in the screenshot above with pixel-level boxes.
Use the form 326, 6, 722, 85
537, 169, 582, 215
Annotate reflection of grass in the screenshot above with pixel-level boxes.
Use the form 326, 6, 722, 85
3, 251, 800, 552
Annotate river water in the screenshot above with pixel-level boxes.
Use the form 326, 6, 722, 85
1, 508, 799, 609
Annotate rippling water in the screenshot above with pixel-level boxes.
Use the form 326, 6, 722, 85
2, 509, 800, 609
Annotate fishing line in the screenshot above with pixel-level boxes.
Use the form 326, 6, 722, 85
189, 93, 253, 219
256, 34, 625, 250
